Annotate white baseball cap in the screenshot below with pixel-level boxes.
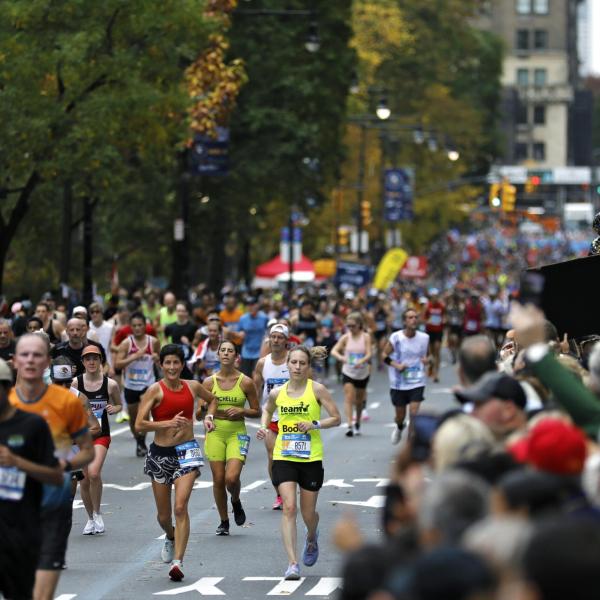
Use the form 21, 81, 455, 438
270, 324, 289, 338
72, 305, 88, 317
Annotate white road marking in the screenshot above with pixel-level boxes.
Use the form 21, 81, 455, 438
306, 578, 343, 596
111, 425, 131, 436
368, 402, 380, 409
193, 481, 214, 490
55, 595, 77, 599
429, 387, 454, 394
104, 482, 152, 491
330, 495, 386, 508
245, 422, 260, 429
154, 577, 225, 595
322, 479, 354, 488
353, 478, 389, 487
243, 577, 305, 595
241, 479, 267, 493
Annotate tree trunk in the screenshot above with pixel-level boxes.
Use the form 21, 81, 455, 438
0, 171, 40, 295
82, 196, 94, 305
60, 181, 73, 284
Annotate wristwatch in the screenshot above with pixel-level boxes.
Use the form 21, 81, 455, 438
312, 420, 321, 430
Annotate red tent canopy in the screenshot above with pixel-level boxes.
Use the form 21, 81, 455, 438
255, 255, 315, 278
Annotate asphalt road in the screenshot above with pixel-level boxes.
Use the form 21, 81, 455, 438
55, 354, 459, 600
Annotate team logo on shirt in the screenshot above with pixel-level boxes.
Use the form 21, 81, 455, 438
280, 402, 309, 415
7, 434, 24, 448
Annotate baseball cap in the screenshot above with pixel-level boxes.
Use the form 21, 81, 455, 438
81, 345, 102, 358
0, 359, 12, 382
455, 371, 526, 409
508, 418, 587, 475
11, 302, 22, 314
72, 305, 88, 317
270, 324, 289, 338
50, 363, 74, 382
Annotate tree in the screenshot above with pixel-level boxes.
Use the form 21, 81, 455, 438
0, 0, 222, 295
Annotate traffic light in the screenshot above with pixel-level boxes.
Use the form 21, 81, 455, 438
360, 200, 372, 226
337, 226, 350, 248
501, 183, 517, 212
489, 183, 501, 209
525, 175, 540, 194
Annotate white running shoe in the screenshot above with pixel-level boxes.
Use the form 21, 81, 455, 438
93, 512, 105, 534
390, 426, 404, 445
169, 560, 184, 582
161, 537, 175, 563
83, 519, 95, 535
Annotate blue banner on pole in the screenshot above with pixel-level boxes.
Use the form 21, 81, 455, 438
383, 168, 414, 222
190, 127, 229, 176
335, 261, 371, 288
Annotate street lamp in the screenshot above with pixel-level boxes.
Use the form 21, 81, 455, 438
376, 99, 391, 121
304, 21, 320, 53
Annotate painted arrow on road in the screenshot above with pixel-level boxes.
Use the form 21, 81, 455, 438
154, 577, 225, 595
330, 495, 386, 508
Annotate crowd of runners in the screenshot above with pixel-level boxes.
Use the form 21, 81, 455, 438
2, 272, 600, 599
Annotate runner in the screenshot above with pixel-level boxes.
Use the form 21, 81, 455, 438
423, 288, 445, 383
257, 345, 341, 580
445, 291, 464, 364
34, 301, 64, 345
463, 291, 486, 337
238, 297, 269, 376
156, 291, 178, 344
0, 358, 63, 600
382, 308, 430, 445
114, 312, 160, 457
71, 345, 122, 535
203, 341, 260, 535
135, 344, 217, 582
88, 302, 115, 374
190, 320, 222, 380
0, 319, 15, 369
369, 296, 390, 370
9, 333, 94, 600
331, 312, 372, 437
254, 323, 290, 510
50, 318, 106, 376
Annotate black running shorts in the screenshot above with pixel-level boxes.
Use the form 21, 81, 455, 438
272, 460, 324, 492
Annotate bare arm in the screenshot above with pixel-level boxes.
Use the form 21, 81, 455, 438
135, 383, 187, 434
106, 378, 122, 414
0, 446, 63, 486
253, 358, 265, 397
114, 339, 138, 370
70, 430, 95, 471
330, 334, 348, 363
198, 378, 217, 431
256, 388, 277, 439
382, 338, 406, 371
241, 376, 261, 419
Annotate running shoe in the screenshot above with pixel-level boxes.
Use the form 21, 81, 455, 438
93, 511, 105, 534
136, 439, 147, 457
390, 425, 404, 445
161, 537, 175, 563
354, 423, 361, 436
302, 530, 319, 567
272, 495, 283, 510
216, 520, 230, 536
169, 560, 184, 582
115, 411, 130, 423
232, 500, 246, 526
83, 519, 95, 535
284, 563, 301, 581
345, 427, 354, 437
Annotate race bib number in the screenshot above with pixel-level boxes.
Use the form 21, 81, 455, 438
403, 366, 424, 385
266, 378, 288, 394
281, 433, 311, 459
128, 367, 151, 382
176, 440, 204, 468
428, 314, 442, 326
347, 352, 365, 366
90, 400, 107, 419
465, 319, 478, 332
0, 466, 26, 501
237, 434, 251, 457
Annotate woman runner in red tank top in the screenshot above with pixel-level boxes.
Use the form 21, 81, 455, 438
135, 344, 217, 583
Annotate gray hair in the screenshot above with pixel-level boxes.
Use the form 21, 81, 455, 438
418, 470, 490, 545
0, 318, 12, 328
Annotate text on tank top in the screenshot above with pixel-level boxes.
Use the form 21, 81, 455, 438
77, 374, 111, 437
124, 335, 155, 390
151, 380, 194, 421
274, 380, 322, 462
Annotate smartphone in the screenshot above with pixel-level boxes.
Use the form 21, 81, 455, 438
519, 271, 545, 307
410, 413, 439, 462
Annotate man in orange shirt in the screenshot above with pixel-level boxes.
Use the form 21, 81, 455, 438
10, 333, 94, 600
219, 294, 244, 346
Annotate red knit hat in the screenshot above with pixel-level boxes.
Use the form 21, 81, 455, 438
508, 418, 587, 475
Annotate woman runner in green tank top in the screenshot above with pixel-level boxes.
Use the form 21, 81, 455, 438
202, 341, 260, 536
257, 345, 341, 581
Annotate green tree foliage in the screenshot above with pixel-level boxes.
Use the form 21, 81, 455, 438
193, 0, 355, 288
0, 0, 217, 296
341, 0, 503, 255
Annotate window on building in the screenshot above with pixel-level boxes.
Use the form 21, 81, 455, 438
533, 142, 546, 160
516, 0, 531, 14
533, 105, 546, 124
516, 102, 528, 125
533, 0, 549, 15
515, 143, 528, 161
517, 68, 530, 86
534, 29, 548, 49
516, 30, 530, 50
534, 68, 547, 87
